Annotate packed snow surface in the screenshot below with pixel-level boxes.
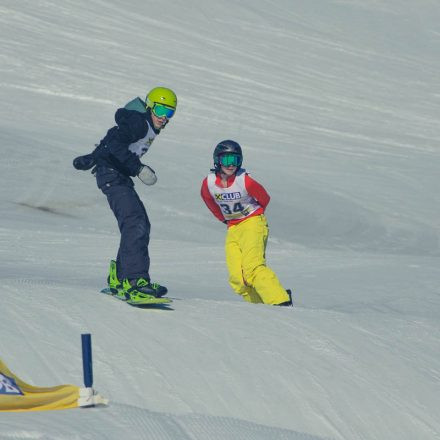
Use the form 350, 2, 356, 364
1, 1, 439, 439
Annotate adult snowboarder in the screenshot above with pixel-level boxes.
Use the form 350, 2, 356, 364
73, 87, 177, 302
200, 140, 292, 306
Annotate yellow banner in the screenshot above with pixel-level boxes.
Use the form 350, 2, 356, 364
0, 358, 80, 412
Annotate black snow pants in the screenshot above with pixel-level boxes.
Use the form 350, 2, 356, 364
96, 167, 151, 281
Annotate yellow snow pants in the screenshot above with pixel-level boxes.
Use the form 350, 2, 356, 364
225, 214, 290, 305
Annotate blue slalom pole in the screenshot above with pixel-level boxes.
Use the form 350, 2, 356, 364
81, 333, 93, 388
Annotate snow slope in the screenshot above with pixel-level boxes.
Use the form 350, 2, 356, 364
1, 1, 439, 439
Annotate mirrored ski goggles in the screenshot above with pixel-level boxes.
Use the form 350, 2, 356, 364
151, 103, 176, 119
219, 153, 241, 167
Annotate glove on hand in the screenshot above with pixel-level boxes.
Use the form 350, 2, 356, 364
73, 154, 95, 170
138, 165, 157, 186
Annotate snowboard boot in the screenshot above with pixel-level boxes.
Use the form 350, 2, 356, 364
122, 278, 168, 302
275, 289, 293, 307
107, 260, 123, 296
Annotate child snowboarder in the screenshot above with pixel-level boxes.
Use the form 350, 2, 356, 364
200, 140, 292, 306
73, 87, 177, 302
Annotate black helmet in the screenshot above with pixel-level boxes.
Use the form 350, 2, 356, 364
213, 140, 243, 171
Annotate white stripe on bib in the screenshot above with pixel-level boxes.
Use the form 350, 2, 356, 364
128, 120, 157, 157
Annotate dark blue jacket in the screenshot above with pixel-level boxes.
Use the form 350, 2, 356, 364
94, 98, 160, 177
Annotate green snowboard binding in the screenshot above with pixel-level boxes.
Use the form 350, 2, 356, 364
101, 260, 171, 306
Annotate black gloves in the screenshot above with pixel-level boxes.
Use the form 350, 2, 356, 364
73, 154, 95, 171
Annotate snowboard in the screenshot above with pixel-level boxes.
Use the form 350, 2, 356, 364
100, 287, 172, 307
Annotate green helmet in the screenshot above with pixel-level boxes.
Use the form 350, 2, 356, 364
146, 87, 177, 110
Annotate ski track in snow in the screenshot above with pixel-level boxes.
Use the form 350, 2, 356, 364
1, 404, 332, 440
